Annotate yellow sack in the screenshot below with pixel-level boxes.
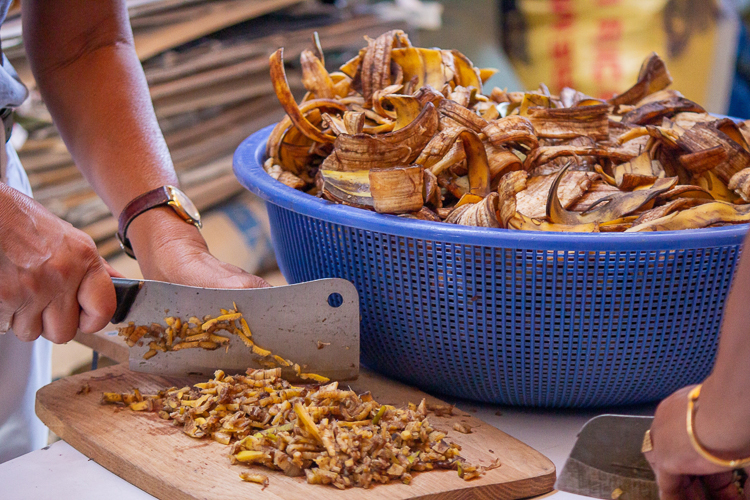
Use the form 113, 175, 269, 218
502, 0, 739, 112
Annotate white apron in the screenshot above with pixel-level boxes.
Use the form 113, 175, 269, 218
0, 134, 53, 463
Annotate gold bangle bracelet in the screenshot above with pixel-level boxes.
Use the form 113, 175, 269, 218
687, 384, 750, 468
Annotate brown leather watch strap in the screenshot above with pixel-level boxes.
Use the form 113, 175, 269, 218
117, 186, 171, 258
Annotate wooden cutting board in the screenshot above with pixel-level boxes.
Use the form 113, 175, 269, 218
37, 364, 555, 500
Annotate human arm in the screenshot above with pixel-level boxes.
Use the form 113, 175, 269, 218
0, 184, 117, 343
21, 0, 268, 288
645, 230, 750, 499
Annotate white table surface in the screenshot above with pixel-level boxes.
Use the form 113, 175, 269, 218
0, 397, 656, 500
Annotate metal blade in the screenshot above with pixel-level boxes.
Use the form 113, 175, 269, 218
122, 278, 359, 380
556, 415, 657, 500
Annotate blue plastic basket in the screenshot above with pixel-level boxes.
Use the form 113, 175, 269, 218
234, 125, 748, 407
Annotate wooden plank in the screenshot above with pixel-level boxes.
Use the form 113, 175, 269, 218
37, 363, 555, 500
142, 15, 401, 86
133, 0, 301, 61
152, 78, 302, 119
149, 56, 270, 100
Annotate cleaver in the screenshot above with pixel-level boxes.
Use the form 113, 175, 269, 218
111, 277, 360, 381
556, 415, 656, 500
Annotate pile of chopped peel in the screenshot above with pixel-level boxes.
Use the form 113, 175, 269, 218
265, 30, 750, 232
116, 306, 329, 383
102, 367, 498, 489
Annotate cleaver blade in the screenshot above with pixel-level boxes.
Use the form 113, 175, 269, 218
556, 415, 657, 500
111, 277, 359, 381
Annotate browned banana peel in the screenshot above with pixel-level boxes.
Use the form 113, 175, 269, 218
612, 152, 665, 189
676, 123, 750, 183
524, 145, 638, 170
548, 164, 677, 224
445, 193, 500, 227
516, 170, 595, 219
678, 146, 728, 175
621, 97, 705, 126
333, 102, 438, 170
320, 169, 373, 208
266, 99, 347, 161
360, 30, 411, 102
626, 202, 750, 232
608, 53, 672, 106
380, 94, 422, 131
426, 140, 465, 176
301, 49, 335, 99
390, 47, 454, 92
400, 206, 442, 221
423, 169, 442, 208
456, 129, 491, 198
482, 116, 539, 152
267, 34, 750, 233
632, 198, 708, 227
525, 104, 609, 140
728, 168, 750, 202
694, 170, 738, 203
508, 212, 600, 232
369, 165, 424, 214
497, 171, 528, 228
438, 98, 488, 133
270, 49, 338, 143
486, 143, 523, 183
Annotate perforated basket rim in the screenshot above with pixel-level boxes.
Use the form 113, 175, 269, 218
233, 124, 748, 252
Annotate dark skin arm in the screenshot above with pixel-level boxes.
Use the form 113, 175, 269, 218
645, 230, 750, 499
1, 0, 267, 344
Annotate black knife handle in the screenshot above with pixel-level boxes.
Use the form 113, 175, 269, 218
111, 278, 144, 323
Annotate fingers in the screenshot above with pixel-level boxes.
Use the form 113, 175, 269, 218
11, 299, 44, 342
656, 469, 694, 500
701, 472, 745, 500
78, 258, 117, 333
238, 273, 271, 289
101, 257, 125, 278
41, 291, 80, 344
0, 310, 13, 335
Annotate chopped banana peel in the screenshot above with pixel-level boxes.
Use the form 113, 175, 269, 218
116, 307, 326, 382
265, 34, 750, 232
104, 368, 493, 489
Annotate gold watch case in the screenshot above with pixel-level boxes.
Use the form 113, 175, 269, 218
166, 185, 202, 228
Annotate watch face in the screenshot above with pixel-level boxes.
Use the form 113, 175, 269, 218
166, 186, 201, 223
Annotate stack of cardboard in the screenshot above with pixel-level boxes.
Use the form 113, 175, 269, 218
2, 0, 409, 256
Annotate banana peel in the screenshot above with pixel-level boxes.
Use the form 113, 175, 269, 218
608, 52, 672, 107
320, 169, 373, 208
266, 34, 750, 234
548, 164, 677, 225
626, 202, 750, 232
369, 165, 424, 214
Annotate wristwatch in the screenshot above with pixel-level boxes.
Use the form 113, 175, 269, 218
117, 185, 202, 258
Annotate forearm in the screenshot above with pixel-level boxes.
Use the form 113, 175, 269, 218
21, 0, 203, 265
23, 1, 173, 214
693, 231, 750, 454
